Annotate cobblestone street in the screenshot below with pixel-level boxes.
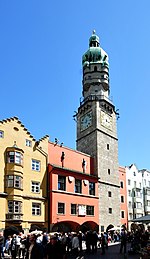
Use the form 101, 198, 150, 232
67, 242, 140, 259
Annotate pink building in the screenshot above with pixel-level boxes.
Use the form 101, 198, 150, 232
48, 142, 99, 232
119, 166, 128, 228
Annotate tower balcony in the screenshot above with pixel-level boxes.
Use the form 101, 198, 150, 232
80, 94, 113, 106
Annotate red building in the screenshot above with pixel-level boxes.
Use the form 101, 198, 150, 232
48, 141, 99, 232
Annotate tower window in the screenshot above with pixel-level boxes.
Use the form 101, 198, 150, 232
120, 181, 124, 188
108, 191, 111, 197
121, 196, 124, 203
121, 211, 125, 218
108, 169, 110, 175
109, 208, 112, 214
107, 144, 109, 150
94, 66, 97, 72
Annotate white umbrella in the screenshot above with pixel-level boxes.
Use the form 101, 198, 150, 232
30, 229, 42, 235
108, 226, 121, 231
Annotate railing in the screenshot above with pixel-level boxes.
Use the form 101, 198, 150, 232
6, 213, 23, 221
80, 94, 113, 106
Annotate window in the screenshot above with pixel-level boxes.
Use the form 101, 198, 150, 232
6, 175, 22, 189
109, 208, 112, 214
136, 202, 142, 209
129, 201, 132, 208
75, 179, 82, 193
128, 190, 131, 196
147, 201, 150, 206
133, 171, 136, 176
71, 204, 77, 215
8, 201, 22, 213
32, 203, 41, 216
86, 205, 94, 215
94, 66, 97, 72
146, 189, 150, 196
31, 181, 40, 193
128, 179, 131, 185
108, 191, 111, 197
121, 196, 124, 203
108, 169, 110, 175
120, 181, 124, 188
7, 151, 23, 165
32, 159, 40, 171
0, 130, 4, 138
89, 182, 95, 195
58, 202, 65, 214
134, 181, 136, 188
121, 211, 125, 218
58, 175, 66, 191
136, 191, 141, 198
26, 139, 32, 147
107, 144, 109, 150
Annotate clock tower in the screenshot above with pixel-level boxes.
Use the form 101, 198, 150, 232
76, 31, 120, 231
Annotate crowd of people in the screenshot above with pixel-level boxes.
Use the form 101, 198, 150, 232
0, 226, 149, 259
0, 230, 108, 259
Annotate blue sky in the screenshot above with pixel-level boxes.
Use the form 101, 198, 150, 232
0, 1, 150, 170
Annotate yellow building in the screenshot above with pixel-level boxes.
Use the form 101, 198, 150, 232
0, 117, 48, 233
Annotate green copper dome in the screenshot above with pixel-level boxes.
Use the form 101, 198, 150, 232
82, 30, 109, 68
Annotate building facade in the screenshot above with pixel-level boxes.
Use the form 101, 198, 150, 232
48, 141, 99, 232
126, 164, 150, 229
0, 117, 48, 232
76, 31, 120, 232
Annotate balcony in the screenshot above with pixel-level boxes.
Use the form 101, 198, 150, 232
80, 94, 114, 107
6, 213, 23, 221
133, 196, 142, 202
145, 195, 150, 201
145, 206, 150, 213
133, 208, 144, 214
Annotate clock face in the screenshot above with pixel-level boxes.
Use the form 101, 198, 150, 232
80, 111, 92, 131
101, 111, 112, 130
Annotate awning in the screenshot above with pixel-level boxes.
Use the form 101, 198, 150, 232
131, 215, 150, 223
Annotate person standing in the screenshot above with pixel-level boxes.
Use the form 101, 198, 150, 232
72, 233, 79, 258
100, 233, 106, 255
25, 234, 44, 259
11, 234, 17, 259
119, 228, 127, 254
45, 235, 64, 259
0, 232, 4, 259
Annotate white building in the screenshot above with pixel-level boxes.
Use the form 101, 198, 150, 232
126, 164, 150, 228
